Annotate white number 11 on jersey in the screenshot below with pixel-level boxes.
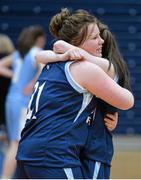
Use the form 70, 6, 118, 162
26, 81, 46, 119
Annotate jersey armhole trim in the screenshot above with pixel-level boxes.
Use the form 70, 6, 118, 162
114, 74, 119, 82
65, 61, 87, 93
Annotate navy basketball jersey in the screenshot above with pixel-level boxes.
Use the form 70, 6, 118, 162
16, 61, 97, 168
81, 76, 119, 166
81, 104, 114, 166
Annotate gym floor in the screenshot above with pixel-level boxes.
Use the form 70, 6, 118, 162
111, 135, 141, 179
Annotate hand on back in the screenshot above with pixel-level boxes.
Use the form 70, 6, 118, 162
104, 112, 118, 131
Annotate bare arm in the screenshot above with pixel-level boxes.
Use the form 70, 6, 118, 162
0, 55, 13, 78
36, 40, 115, 78
35, 50, 68, 65
70, 61, 134, 110
0, 67, 13, 78
54, 40, 115, 78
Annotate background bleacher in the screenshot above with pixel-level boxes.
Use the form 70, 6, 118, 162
0, 0, 140, 134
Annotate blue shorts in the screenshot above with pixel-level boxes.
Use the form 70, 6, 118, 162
16, 161, 83, 179
5, 96, 27, 141
81, 159, 110, 179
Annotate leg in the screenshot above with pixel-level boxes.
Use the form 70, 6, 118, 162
1, 141, 18, 179
2, 99, 26, 178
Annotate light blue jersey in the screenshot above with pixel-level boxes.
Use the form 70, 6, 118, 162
7, 51, 23, 97
6, 47, 41, 140
6, 51, 24, 140
16, 46, 41, 105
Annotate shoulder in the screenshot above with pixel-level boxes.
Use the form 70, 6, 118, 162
69, 60, 105, 89
70, 60, 104, 78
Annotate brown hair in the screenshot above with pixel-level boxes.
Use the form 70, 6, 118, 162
17, 25, 45, 58
98, 21, 131, 90
96, 22, 131, 115
49, 8, 97, 46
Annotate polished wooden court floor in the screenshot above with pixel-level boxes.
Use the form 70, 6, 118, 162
111, 135, 141, 179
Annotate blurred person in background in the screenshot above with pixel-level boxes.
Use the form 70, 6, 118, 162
0, 34, 15, 178
0, 25, 46, 179
36, 16, 132, 179
0, 34, 15, 139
